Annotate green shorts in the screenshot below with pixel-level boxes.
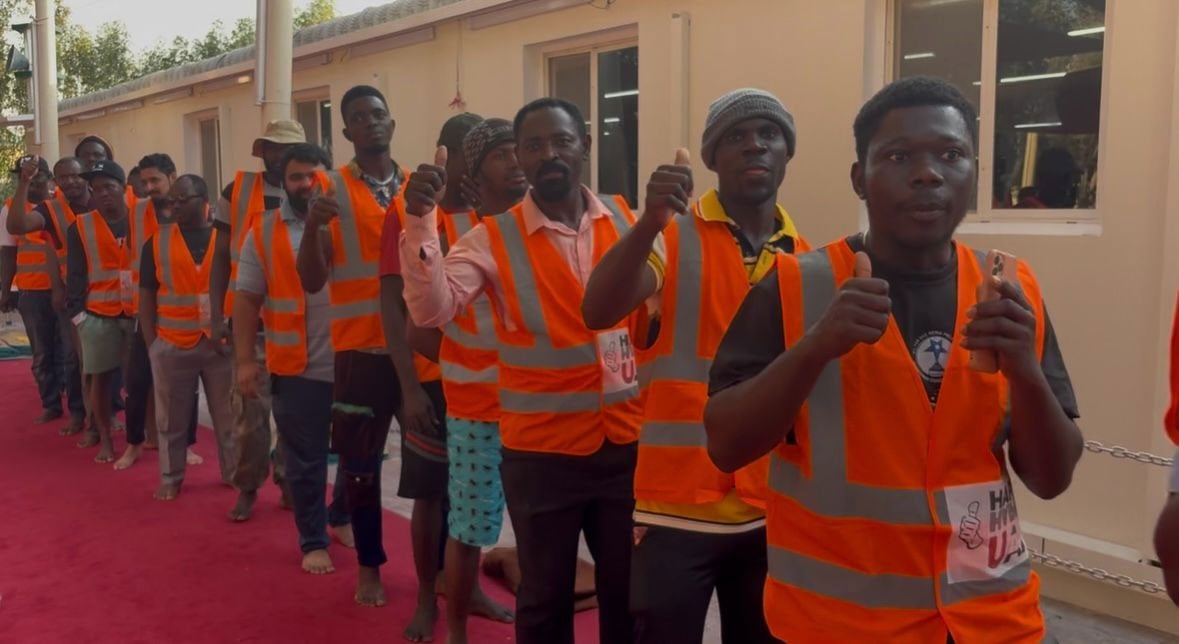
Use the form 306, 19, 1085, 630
77, 314, 134, 375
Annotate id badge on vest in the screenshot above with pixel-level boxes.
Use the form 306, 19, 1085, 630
119, 270, 134, 303
596, 328, 637, 395
943, 478, 1029, 584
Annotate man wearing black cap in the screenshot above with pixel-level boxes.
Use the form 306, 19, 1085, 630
66, 160, 159, 464
6, 155, 91, 435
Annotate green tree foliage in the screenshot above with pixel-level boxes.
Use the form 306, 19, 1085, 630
0, 0, 339, 195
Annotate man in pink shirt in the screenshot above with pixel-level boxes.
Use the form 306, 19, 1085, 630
399, 98, 652, 644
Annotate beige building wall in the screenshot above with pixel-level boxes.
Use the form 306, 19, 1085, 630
49, 0, 1179, 629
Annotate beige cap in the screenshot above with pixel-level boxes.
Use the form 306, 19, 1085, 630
252, 119, 307, 157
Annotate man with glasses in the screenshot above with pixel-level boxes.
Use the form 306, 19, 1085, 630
138, 175, 235, 501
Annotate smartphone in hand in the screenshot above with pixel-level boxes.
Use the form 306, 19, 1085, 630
968, 249, 1017, 373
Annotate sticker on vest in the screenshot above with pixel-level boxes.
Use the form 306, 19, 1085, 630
119, 270, 134, 302
944, 478, 1028, 584
198, 293, 211, 328
596, 328, 637, 395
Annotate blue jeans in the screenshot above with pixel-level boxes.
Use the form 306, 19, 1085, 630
272, 375, 350, 553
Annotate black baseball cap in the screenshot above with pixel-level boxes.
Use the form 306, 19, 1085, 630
81, 160, 126, 185
9, 155, 50, 176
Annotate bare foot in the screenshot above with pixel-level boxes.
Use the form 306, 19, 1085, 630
470, 586, 514, 623
94, 442, 115, 463
404, 589, 438, 642
186, 448, 203, 465
58, 418, 84, 436
153, 482, 181, 501
228, 491, 257, 522
76, 432, 99, 448
302, 549, 335, 575
331, 524, 356, 549
35, 409, 63, 424
355, 566, 387, 607
113, 444, 142, 470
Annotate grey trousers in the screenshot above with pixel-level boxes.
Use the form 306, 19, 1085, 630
150, 335, 235, 485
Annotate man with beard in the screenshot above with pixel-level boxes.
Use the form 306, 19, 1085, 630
296, 85, 434, 609
114, 154, 201, 471
6, 156, 91, 436
401, 98, 642, 644
67, 160, 158, 464
583, 88, 803, 643
211, 120, 304, 521
139, 175, 235, 501
233, 143, 352, 572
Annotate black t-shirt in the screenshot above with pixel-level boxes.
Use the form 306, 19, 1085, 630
139, 226, 214, 291
214, 180, 283, 233
708, 235, 1080, 418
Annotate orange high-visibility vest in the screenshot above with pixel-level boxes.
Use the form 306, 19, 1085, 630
225, 171, 268, 314
152, 225, 217, 349
438, 210, 499, 422
321, 167, 409, 352
45, 192, 78, 280
75, 204, 158, 317
483, 195, 642, 455
251, 209, 308, 376
10, 197, 52, 291
763, 240, 1047, 643
636, 209, 809, 508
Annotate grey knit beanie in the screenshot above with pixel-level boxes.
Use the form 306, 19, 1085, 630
701, 88, 796, 167
463, 118, 515, 177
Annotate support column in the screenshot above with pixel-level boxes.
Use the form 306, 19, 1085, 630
33, 0, 58, 160
258, 0, 294, 126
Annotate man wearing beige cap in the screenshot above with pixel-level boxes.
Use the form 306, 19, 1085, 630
211, 119, 305, 521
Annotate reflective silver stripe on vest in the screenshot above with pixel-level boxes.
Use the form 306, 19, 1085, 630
48, 199, 73, 248
228, 173, 260, 291
500, 389, 601, 414
16, 237, 49, 272
78, 214, 119, 284
267, 330, 302, 346
639, 214, 712, 449
87, 291, 121, 302
767, 547, 936, 610
441, 212, 500, 352
267, 298, 300, 313
494, 213, 597, 373
329, 171, 379, 282
329, 298, 381, 321
440, 361, 498, 385
128, 200, 152, 267
938, 559, 1032, 605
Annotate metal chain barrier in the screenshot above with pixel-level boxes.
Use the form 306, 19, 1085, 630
1082, 440, 1173, 467
1030, 549, 1166, 595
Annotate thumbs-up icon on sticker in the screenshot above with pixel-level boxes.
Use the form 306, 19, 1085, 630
958, 501, 985, 550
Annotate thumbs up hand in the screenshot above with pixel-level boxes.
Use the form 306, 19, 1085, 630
958, 501, 985, 549
405, 145, 449, 217
804, 250, 892, 362
642, 148, 694, 229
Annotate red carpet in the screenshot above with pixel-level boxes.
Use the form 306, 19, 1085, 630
0, 358, 599, 643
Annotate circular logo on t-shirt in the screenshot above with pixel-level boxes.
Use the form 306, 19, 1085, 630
913, 331, 953, 383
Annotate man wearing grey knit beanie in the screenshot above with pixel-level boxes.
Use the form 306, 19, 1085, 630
582, 87, 807, 643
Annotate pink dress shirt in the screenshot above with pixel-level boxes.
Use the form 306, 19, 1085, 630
399, 187, 613, 329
